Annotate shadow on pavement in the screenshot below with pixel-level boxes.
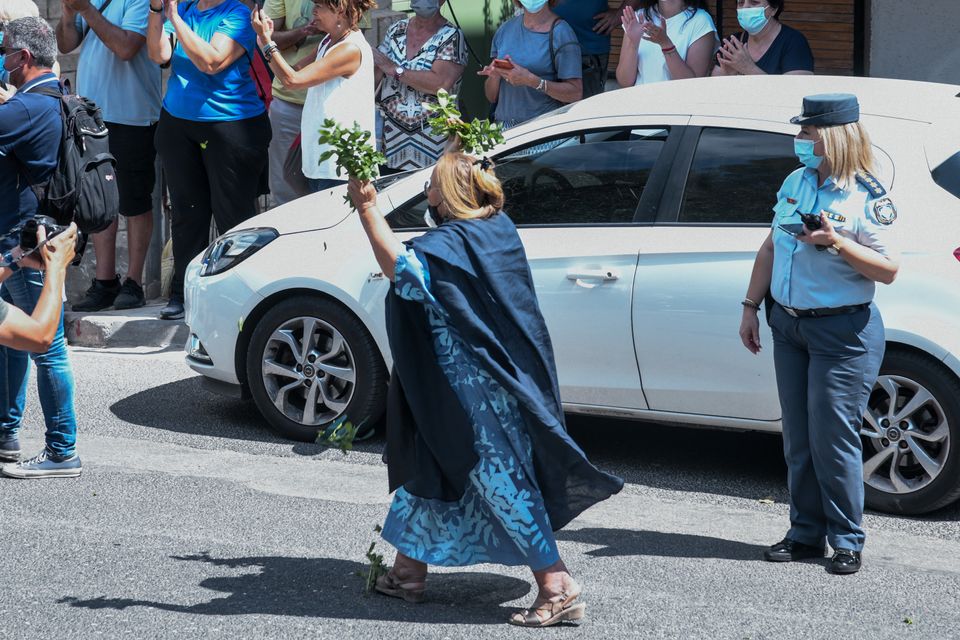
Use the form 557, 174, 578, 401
58, 552, 531, 624
109, 378, 386, 457
556, 528, 768, 562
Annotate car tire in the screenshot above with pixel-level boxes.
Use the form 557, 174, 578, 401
246, 296, 387, 443
862, 348, 960, 515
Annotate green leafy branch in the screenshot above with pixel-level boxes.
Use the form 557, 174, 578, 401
425, 89, 504, 155
316, 416, 364, 454
317, 119, 386, 208
355, 525, 389, 594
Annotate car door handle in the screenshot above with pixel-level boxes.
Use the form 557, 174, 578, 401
566, 269, 620, 284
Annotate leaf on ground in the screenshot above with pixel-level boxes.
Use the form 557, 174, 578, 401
758, 497, 775, 505
903, 617, 914, 625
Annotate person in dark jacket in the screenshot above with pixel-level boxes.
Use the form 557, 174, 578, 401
347, 152, 623, 627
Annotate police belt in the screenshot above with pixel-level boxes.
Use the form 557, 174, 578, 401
778, 302, 870, 318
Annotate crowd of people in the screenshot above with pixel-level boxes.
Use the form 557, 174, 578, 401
2, 0, 818, 320
0, 0, 888, 629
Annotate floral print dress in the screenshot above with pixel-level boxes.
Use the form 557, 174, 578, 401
380, 249, 560, 571
376, 19, 467, 171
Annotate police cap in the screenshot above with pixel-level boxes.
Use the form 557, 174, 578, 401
790, 93, 860, 127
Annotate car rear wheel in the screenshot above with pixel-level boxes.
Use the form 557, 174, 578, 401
246, 296, 387, 442
862, 349, 960, 514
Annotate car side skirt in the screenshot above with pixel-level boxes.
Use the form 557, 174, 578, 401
563, 403, 783, 434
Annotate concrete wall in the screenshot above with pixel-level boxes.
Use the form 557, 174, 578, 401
867, 0, 960, 85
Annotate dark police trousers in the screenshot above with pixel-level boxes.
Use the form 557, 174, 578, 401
769, 303, 884, 552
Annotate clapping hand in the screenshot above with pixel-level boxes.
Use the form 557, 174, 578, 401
372, 49, 396, 76
63, 0, 92, 15
251, 7, 274, 45
621, 6, 646, 42
717, 35, 756, 75
165, 0, 180, 22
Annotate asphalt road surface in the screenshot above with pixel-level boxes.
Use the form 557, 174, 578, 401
1, 348, 958, 639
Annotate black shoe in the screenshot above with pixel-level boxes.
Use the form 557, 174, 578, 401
72, 277, 120, 312
763, 538, 826, 563
160, 297, 184, 320
113, 278, 146, 310
829, 549, 862, 575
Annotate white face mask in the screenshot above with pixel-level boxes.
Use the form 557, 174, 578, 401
410, 0, 440, 19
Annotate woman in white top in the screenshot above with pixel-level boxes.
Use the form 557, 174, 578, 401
253, 0, 377, 192
615, 0, 717, 87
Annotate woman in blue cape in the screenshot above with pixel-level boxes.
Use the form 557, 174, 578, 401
347, 152, 623, 627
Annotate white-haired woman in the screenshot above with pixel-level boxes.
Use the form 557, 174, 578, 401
740, 94, 899, 575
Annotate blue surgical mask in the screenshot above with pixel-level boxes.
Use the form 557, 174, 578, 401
794, 138, 823, 169
737, 6, 769, 35
410, 0, 440, 19
519, 0, 549, 13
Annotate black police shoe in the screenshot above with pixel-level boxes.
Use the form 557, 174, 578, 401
72, 276, 121, 312
113, 278, 146, 310
829, 549, 862, 575
763, 538, 826, 563
159, 297, 184, 321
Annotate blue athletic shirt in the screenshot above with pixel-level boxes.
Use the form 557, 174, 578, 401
163, 0, 264, 122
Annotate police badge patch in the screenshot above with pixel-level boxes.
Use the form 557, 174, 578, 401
873, 198, 898, 225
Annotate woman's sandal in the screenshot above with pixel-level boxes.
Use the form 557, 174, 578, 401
508, 590, 586, 627
374, 571, 427, 604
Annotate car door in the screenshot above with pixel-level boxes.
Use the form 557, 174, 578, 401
631, 120, 801, 422
386, 119, 687, 410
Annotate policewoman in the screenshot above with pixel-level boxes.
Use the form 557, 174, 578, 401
739, 94, 900, 575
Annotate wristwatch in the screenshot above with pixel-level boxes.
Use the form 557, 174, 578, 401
536, 78, 547, 93
827, 237, 844, 255
393, 66, 404, 80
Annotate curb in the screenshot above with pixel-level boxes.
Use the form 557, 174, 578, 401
64, 302, 189, 349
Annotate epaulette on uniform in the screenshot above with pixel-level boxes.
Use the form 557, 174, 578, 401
855, 170, 887, 199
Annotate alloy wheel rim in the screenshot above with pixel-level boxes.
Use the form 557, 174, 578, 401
861, 374, 950, 495
261, 316, 356, 426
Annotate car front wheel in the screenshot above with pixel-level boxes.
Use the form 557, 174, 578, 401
862, 348, 960, 515
246, 296, 387, 442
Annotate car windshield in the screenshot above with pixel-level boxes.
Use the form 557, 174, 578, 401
373, 170, 417, 191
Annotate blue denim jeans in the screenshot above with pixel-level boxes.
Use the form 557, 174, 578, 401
0, 268, 77, 458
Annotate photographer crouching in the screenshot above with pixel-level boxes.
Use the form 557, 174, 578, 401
0, 17, 82, 478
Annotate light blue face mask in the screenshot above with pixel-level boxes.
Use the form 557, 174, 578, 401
519, 0, 549, 13
410, 0, 440, 18
794, 138, 823, 169
737, 6, 769, 35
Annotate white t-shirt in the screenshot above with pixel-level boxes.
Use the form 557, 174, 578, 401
633, 8, 718, 85
301, 30, 376, 180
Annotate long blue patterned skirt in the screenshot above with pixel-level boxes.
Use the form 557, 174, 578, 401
380, 250, 560, 570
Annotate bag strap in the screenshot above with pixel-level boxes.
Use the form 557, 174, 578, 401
548, 17, 560, 77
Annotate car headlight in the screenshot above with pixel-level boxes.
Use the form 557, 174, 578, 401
200, 228, 279, 277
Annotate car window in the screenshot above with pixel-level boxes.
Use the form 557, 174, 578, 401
679, 128, 799, 225
386, 127, 670, 230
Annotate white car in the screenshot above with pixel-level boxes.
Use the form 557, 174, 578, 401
184, 76, 960, 515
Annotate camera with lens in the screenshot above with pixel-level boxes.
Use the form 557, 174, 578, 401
9, 216, 85, 266
799, 212, 822, 231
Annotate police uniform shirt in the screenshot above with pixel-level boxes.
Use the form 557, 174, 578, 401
771, 167, 899, 310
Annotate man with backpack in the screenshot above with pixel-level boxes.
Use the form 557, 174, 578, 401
0, 16, 82, 478
56, 0, 162, 312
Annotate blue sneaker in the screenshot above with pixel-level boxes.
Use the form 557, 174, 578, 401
1, 449, 82, 479
0, 434, 19, 462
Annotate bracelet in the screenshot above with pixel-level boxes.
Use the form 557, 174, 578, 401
261, 42, 279, 61
149, 4, 163, 13
661, 45, 676, 54
741, 298, 760, 310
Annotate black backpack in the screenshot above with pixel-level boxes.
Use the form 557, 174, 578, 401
27, 85, 119, 234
